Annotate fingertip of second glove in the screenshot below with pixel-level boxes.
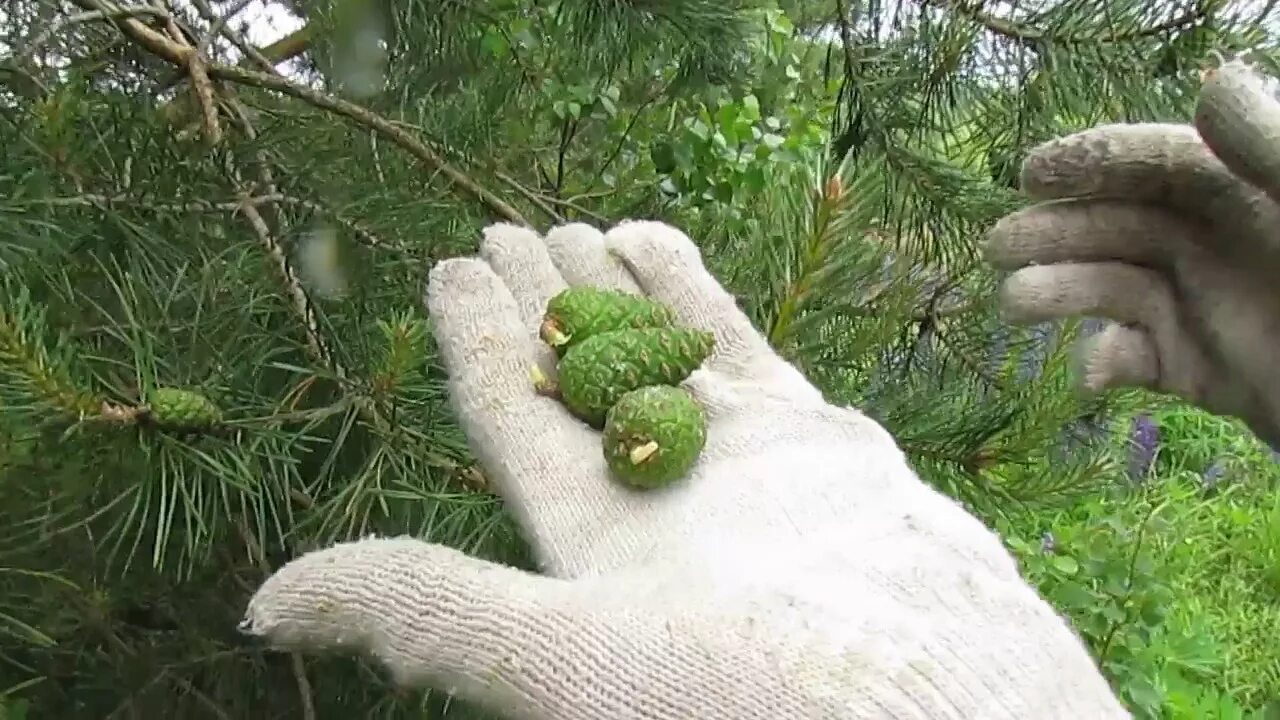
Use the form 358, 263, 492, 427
979, 200, 1154, 271
1012, 123, 1207, 200
1194, 58, 1280, 204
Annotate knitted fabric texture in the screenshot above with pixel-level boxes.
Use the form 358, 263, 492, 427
243, 220, 1130, 719
985, 58, 1280, 449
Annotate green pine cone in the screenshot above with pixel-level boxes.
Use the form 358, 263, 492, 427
148, 387, 222, 430
540, 286, 676, 356
556, 326, 715, 427
603, 385, 706, 489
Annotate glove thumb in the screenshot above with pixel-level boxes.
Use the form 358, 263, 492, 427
242, 537, 862, 720
240, 536, 574, 716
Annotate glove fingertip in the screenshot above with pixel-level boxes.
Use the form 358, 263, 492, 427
1195, 58, 1280, 204
1074, 324, 1158, 394
981, 204, 1066, 270
980, 215, 1018, 269
1017, 123, 1211, 204
996, 265, 1060, 325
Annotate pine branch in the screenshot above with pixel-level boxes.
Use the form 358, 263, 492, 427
13, 3, 493, 505
193, 43, 491, 490
13, 6, 168, 65
68, 0, 531, 226
0, 284, 103, 423
0, 280, 235, 438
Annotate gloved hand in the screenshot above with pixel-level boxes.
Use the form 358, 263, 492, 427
241, 220, 1128, 719
984, 58, 1280, 450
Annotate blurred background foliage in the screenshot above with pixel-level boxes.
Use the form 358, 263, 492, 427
0, 0, 1278, 717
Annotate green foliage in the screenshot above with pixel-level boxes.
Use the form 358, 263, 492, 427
1000, 401, 1280, 719
1, 0, 1280, 718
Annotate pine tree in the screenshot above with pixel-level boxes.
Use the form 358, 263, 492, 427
0, 0, 1273, 717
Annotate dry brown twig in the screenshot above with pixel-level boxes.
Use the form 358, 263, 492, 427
495, 170, 609, 223
235, 518, 317, 720
146, 1, 224, 145
13, 192, 397, 252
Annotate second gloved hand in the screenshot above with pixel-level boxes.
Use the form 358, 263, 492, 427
984, 58, 1280, 449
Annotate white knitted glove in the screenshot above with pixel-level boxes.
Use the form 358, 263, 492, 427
241, 221, 1129, 719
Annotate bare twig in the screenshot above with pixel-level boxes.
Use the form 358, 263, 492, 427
235, 518, 317, 720
542, 194, 607, 223
922, 0, 1208, 47
190, 0, 281, 74
188, 53, 224, 144
495, 171, 613, 223
13, 6, 167, 64
16, 192, 399, 253
494, 172, 565, 223
233, 191, 334, 365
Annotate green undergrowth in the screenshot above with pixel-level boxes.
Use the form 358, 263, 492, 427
997, 401, 1280, 719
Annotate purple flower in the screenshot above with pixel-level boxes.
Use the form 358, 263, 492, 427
1127, 413, 1160, 482
1202, 458, 1228, 492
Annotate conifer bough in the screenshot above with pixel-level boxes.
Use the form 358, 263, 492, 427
533, 286, 713, 489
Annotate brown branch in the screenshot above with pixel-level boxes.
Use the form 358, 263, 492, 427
924, 0, 1209, 47
71, 0, 530, 226
13, 6, 168, 64
494, 171, 565, 223
153, 6, 223, 145
233, 191, 334, 366
14, 192, 398, 253
218, 66, 530, 224
188, 54, 224, 144
235, 518, 317, 720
